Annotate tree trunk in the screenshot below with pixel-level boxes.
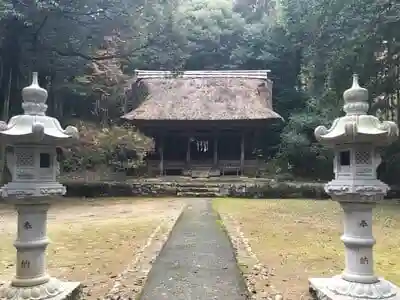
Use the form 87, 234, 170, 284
0, 19, 22, 184
0, 67, 13, 184
396, 65, 400, 127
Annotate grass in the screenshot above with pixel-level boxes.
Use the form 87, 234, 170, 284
0, 197, 183, 299
213, 198, 400, 300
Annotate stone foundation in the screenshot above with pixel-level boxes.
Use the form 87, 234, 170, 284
63, 179, 329, 198
61, 179, 400, 199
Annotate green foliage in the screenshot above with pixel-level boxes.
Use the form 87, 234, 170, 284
61, 122, 154, 172
379, 140, 400, 185
269, 0, 400, 180
178, 0, 247, 69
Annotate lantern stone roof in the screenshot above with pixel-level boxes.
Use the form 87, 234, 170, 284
122, 70, 283, 121
314, 74, 398, 147
0, 72, 78, 144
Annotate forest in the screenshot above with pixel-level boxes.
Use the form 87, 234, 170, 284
0, 0, 399, 183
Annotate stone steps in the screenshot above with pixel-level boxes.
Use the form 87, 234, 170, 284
177, 186, 220, 193
176, 182, 220, 187
176, 184, 223, 197
176, 191, 221, 197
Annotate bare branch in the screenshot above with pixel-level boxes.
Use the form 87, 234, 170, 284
62, 9, 106, 17
51, 35, 158, 61
34, 15, 48, 36
15, 0, 106, 16
59, 14, 94, 26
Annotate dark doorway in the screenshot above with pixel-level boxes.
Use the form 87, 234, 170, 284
164, 134, 187, 160
219, 131, 241, 160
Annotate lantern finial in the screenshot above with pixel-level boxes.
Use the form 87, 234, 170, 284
342, 73, 369, 115
21, 72, 48, 116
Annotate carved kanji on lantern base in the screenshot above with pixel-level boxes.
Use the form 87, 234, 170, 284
308, 75, 400, 300
0, 73, 82, 300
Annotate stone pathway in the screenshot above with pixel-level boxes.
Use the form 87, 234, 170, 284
138, 198, 248, 300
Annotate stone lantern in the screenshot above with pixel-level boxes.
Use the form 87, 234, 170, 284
309, 74, 400, 300
0, 73, 81, 300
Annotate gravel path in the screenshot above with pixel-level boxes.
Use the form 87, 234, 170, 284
139, 198, 248, 300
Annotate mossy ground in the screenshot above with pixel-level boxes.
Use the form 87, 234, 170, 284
213, 198, 400, 300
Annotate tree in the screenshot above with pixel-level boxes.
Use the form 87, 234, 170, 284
177, 0, 247, 69
269, 0, 400, 180
61, 122, 154, 173
0, 0, 399, 180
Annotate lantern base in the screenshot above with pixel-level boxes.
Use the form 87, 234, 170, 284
1, 182, 66, 199
309, 276, 400, 300
0, 278, 82, 300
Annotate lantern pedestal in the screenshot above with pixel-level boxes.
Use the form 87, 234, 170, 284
0, 280, 81, 300
309, 197, 400, 300
309, 74, 400, 300
309, 277, 400, 300
0, 198, 82, 300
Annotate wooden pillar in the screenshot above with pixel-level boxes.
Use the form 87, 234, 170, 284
159, 135, 164, 176
186, 135, 191, 164
240, 132, 245, 175
213, 134, 218, 165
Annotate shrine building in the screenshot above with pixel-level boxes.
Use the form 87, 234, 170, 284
121, 70, 283, 177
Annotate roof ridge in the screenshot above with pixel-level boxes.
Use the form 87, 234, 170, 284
135, 69, 271, 80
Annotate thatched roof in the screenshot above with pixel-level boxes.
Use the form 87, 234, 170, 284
122, 70, 282, 121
